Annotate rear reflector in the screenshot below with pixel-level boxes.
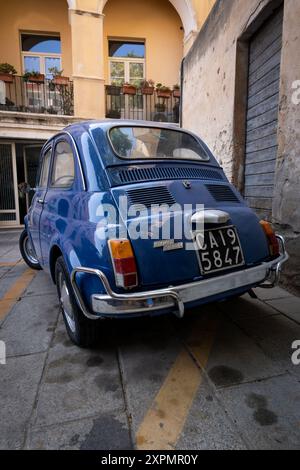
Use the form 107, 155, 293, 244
108, 239, 138, 289
260, 221, 280, 257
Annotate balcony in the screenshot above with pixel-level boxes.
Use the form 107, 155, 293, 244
105, 85, 180, 123
0, 75, 74, 116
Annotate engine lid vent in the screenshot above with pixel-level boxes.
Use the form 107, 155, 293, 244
111, 167, 224, 185
206, 184, 240, 203
126, 186, 176, 209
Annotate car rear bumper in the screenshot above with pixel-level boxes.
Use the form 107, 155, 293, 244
71, 235, 288, 320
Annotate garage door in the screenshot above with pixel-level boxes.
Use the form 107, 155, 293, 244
244, 6, 283, 220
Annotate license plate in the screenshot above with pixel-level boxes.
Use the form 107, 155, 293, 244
195, 226, 245, 275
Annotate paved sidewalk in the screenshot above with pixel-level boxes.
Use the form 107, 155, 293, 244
0, 230, 300, 450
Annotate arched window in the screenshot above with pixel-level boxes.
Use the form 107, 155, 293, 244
21, 34, 62, 78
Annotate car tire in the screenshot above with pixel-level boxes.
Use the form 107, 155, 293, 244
55, 256, 100, 348
19, 229, 42, 270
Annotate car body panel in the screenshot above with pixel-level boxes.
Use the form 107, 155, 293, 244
24, 120, 282, 317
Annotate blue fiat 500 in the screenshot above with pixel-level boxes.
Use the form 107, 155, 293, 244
20, 121, 288, 347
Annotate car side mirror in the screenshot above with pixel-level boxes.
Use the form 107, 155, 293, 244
18, 182, 36, 194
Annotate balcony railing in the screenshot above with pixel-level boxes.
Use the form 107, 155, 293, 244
0, 75, 74, 116
105, 85, 180, 123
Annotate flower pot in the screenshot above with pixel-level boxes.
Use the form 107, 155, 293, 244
157, 89, 171, 99
0, 73, 14, 83
53, 76, 69, 86
106, 85, 121, 96
142, 87, 154, 96
123, 85, 136, 95
27, 74, 45, 83
173, 89, 181, 98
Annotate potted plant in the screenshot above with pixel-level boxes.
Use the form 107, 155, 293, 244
156, 83, 172, 98
0, 63, 17, 83
48, 67, 70, 86
22, 70, 45, 83
106, 82, 121, 96
173, 84, 181, 98
141, 79, 155, 95
122, 82, 136, 95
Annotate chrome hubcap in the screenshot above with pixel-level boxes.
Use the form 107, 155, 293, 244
23, 236, 39, 265
59, 273, 76, 333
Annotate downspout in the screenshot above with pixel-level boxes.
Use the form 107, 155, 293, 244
179, 57, 185, 127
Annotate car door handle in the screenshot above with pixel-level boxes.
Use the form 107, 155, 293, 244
37, 199, 46, 205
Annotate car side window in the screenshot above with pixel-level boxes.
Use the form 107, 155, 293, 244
39, 147, 52, 188
51, 140, 75, 189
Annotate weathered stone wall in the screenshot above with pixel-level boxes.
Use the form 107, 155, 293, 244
273, 0, 300, 293
182, 0, 300, 294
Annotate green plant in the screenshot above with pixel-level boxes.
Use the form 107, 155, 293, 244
22, 70, 43, 81
48, 67, 64, 77
0, 63, 17, 75
123, 82, 136, 88
173, 84, 180, 90
141, 79, 155, 88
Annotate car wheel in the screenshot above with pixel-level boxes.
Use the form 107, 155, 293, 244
55, 256, 100, 348
19, 229, 42, 270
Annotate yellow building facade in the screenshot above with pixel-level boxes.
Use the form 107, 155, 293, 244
0, 0, 216, 226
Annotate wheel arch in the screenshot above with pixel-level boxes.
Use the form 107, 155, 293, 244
49, 245, 64, 284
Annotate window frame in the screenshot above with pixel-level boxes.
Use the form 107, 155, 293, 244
107, 126, 211, 163
50, 139, 76, 190
20, 32, 62, 77
37, 145, 52, 189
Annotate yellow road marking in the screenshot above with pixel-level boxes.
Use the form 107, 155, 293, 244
0, 260, 24, 268
0, 268, 36, 321
136, 316, 217, 450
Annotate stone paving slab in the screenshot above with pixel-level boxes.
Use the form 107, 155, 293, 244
26, 412, 132, 450
229, 311, 300, 376
115, 315, 182, 435
218, 374, 300, 450
0, 293, 59, 357
254, 286, 294, 301
181, 309, 283, 389
266, 297, 300, 324
0, 263, 28, 298
177, 376, 247, 450
23, 270, 57, 297
220, 295, 280, 320
0, 352, 46, 450
31, 318, 126, 428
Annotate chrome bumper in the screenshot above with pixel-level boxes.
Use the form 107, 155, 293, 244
71, 235, 288, 320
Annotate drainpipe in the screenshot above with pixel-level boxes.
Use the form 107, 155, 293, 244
179, 57, 185, 127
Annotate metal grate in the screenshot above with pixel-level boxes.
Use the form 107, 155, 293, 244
206, 184, 240, 203
111, 167, 223, 185
126, 186, 176, 209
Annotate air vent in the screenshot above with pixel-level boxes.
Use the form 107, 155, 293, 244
206, 184, 240, 203
126, 186, 176, 209
111, 167, 223, 185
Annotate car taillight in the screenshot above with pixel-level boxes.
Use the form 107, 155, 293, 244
260, 221, 280, 257
108, 239, 138, 289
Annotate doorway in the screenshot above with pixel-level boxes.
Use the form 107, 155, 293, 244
0, 143, 20, 226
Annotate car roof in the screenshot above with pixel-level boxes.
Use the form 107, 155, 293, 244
64, 119, 182, 135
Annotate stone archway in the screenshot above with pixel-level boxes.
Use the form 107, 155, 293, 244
67, 0, 198, 40
66, 0, 199, 118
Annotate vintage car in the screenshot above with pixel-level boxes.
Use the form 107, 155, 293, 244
19, 121, 288, 347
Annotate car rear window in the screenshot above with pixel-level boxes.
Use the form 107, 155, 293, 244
109, 127, 209, 162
